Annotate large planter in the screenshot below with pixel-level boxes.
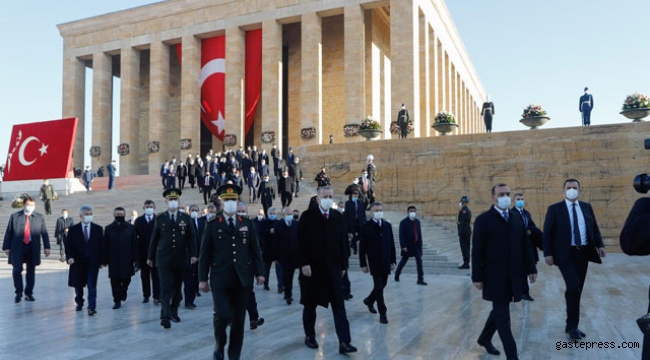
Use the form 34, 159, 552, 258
519, 116, 550, 129
359, 129, 382, 141
620, 108, 650, 122
432, 122, 458, 135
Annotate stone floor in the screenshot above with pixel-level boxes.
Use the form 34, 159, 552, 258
0, 252, 647, 359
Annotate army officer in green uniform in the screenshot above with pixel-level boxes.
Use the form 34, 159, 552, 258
147, 188, 197, 329
199, 184, 264, 360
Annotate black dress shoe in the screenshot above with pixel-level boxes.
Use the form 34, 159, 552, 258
14, 296, 21, 304
278, 287, 284, 294
477, 339, 500, 355
213, 351, 224, 360
171, 315, 181, 323
112, 302, 121, 310
417, 281, 428, 286
196, 291, 201, 297
568, 328, 582, 340
339, 342, 358, 354
394, 275, 400, 282
363, 299, 377, 314
250, 318, 265, 329
305, 336, 319, 349
122, 293, 127, 301
142, 297, 149, 303
88, 309, 97, 316
153, 298, 161, 305
344, 294, 353, 300
25, 295, 35, 302
565, 327, 586, 338
458, 263, 470, 269
285, 297, 293, 305
379, 315, 388, 324
185, 303, 197, 309
522, 294, 534, 301
75, 305, 83, 311
161, 319, 171, 329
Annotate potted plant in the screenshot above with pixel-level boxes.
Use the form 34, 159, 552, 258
432, 111, 458, 135
620, 93, 650, 122
390, 118, 414, 136
519, 104, 550, 129
343, 124, 360, 137
358, 115, 382, 140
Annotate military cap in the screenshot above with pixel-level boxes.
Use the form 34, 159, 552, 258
217, 184, 242, 200
584, 87, 588, 91
163, 188, 182, 199
460, 195, 469, 203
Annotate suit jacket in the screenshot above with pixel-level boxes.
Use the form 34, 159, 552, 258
66, 222, 104, 287
248, 172, 261, 189
3, 210, 50, 266
55, 216, 74, 245
620, 198, 650, 255
399, 217, 423, 256
275, 220, 300, 269
258, 181, 275, 205
40, 184, 55, 200
148, 212, 198, 269
359, 219, 396, 276
278, 176, 294, 194
201, 175, 216, 190
254, 218, 278, 263
472, 207, 536, 303
511, 206, 543, 262
83, 170, 95, 183
288, 163, 302, 181
104, 221, 139, 279
542, 200, 604, 267
134, 214, 156, 264
344, 199, 366, 234
579, 93, 594, 111
199, 214, 264, 288
107, 163, 116, 177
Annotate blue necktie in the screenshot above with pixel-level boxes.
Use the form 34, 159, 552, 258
572, 203, 581, 245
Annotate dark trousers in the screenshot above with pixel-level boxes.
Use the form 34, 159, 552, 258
303, 301, 351, 343
44, 199, 52, 215
110, 277, 131, 303
248, 186, 258, 203
281, 191, 292, 208
365, 274, 388, 315
559, 248, 589, 329
188, 175, 195, 188
294, 180, 301, 195
342, 270, 351, 297
85, 181, 91, 192
75, 265, 100, 310
166, 177, 176, 189
58, 236, 67, 259
582, 108, 592, 125
140, 264, 160, 300
12, 243, 35, 296
459, 233, 471, 263
178, 176, 186, 189
246, 288, 259, 321
183, 267, 197, 306
212, 285, 251, 360
484, 116, 492, 132
643, 285, 650, 360
203, 187, 212, 204
158, 267, 184, 320
478, 301, 517, 359
522, 272, 530, 296
108, 176, 115, 190
282, 266, 296, 299
395, 248, 424, 282
399, 125, 407, 138
263, 261, 284, 290
262, 203, 271, 219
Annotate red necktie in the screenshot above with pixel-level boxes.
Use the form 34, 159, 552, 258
323, 213, 328, 220
413, 221, 418, 243
84, 225, 89, 243
364, 179, 368, 192
23, 215, 31, 245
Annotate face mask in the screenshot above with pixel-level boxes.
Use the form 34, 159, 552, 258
293, 214, 299, 220
168, 200, 179, 210
190, 211, 198, 219
84, 215, 93, 224
25, 206, 35, 214
565, 188, 579, 201
237, 212, 247, 217
257, 215, 264, 221
223, 200, 237, 214
362, 174, 367, 179
352, 197, 358, 202
283, 175, 288, 178
352, 180, 358, 185
264, 178, 269, 182
409, 212, 416, 219
62, 213, 68, 219
515, 200, 525, 209
206, 213, 215, 220
285, 215, 293, 222
115, 216, 125, 223
268, 214, 277, 221
458, 202, 463, 208
496, 196, 511, 210
374, 211, 384, 220
320, 198, 334, 211
144, 208, 155, 216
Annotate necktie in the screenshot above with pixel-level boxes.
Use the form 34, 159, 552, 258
364, 179, 368, 192
323, 213, 328, 220
355, 201, 358, 219
24, 215, 31, 245
205, 176, 209, 186
171, 213, 175, 224
228, 218, 235, 232
572, 203, 581, 245
520, 210, 528, 228
83, 225, 89, 243
413, 221, 418, 243
147, 216, 151, 224
502, 210, 509, 222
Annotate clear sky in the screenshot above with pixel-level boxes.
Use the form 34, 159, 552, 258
1, 0, 649, 165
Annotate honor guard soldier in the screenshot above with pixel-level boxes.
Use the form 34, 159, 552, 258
457, 196, 472, 269
579, 87, 593, 126
147, 188, 198, 330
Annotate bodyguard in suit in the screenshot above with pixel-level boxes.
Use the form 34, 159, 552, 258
359, 202, 397, 324
66, 205, 104, 315
107, 160, 117, 190
199, 184, 265, 360
256, 207, 283, 292
104, 207, 139, 309
511, 193, 543, 301
543, 179, 606, 340
288, 157, 303, 197
298, 186, 357, 354
202, 171, 216, 205
278, 170, 294, 208
3, 196, 51, 303
184, 204, 206, 309
344, 189, 366, 255
472, 183, 537, 359
134, 200, 160, 304
247, 167, 261, 204
55, 209, 74, 262
258, 174, 275, 217
177, 161, 188, 189
275, 206, 300, 305
395, 206, 427, 285
147, 188, 198, 329
579, 87, 594, 126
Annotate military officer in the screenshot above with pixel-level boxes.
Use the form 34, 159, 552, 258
147, 188, 198, 330
199, 184, 265, 360
579, 87, 594, 126
457, 195, 472, 269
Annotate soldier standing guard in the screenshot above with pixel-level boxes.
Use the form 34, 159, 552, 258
396, 103, 410, 139
481, 95, 495, 133
579, 87, 593, 126
147, 188, 197, 330
39, 179, 55, 215
457, 195, 472, 269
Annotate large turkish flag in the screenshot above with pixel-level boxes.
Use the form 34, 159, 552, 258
200, 36, 226, 140
3, 118, 77, 181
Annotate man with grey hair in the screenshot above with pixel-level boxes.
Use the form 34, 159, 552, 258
275, 206, 299, 305
258, 206, 283, 292
366, 155, 377, 207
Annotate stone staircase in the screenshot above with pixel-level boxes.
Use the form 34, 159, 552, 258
0, 175, 469, 276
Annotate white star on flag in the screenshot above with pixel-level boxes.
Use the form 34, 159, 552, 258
211, 111, 225, 134
39, 143, 48, 156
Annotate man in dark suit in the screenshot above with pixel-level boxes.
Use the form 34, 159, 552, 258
543, 179, 606, 340
166, 164, 177, 189
511, 193, 543, 301
473, 183, 537, 359
457, 195, 472, 269
359, 202, 396, 324
275, 206, 300, 305
258, 174, 275, 217
202, 171, 216, 205
395, 206, 427, 285
278, 170, 294, 208
3, 196, 51, 303
134, 200, 160, 304
107, 160, 117, 190
344, 189, 366, 255
579, 87, 594, 126
104, 207, 139, 309
147, 188, 198, 329
254, 207, 283, 292
66, 205, 104, 315
359, 169, 373, 210
270, 145, 279, 176
160, 161, 168, 189
184, 204, 206, 309
55, 209, 74, 262
177, 161, 188, 189
366, 155, 377, 205
247, 166, 261, 204
288, 157, 303, 197
83, 166, 95, 193
396, 103, 410, 139
199, 184, 265, 360
298, 186, 357, 354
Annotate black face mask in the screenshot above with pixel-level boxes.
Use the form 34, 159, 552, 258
293, 215, 299, 220
115, 216, 126, 223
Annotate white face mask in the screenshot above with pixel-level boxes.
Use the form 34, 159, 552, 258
458, 202, 463, 208
374, 210, 384, 220
352, 180, 358, 185
167, 200, 179, 210
409, 212, 416, 219
565, 188, 579, 201
285, 215, 293, 223
496, 196, 511, 210
237, 212, 247, 217
62, 213, 68, 219
319, 198, 334, 211
83, 215, 93, 224
206, 213, 215, 220
25, 205, 35, 214
190, 211, 198, 219
257, 215, 264, 221
223, 200, 237, 214
144, 208, 155, 216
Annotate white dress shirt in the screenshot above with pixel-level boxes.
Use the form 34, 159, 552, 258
565, 199, 587, 246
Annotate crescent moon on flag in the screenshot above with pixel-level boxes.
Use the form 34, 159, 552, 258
200, 58, 226, 88
18, 136, 40, 166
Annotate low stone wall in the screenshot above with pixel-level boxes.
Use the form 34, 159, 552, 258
297, 121, 650, 250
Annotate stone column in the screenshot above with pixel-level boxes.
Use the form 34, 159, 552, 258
120, 46, 140, 175
91, 52, 112, 170
344, 5, 365, 131
418, 12, 428, 139
226, 27, 245, 149
427, 28, 437, 137
390, 0, 419, 139
301, 12, 323, 144
148, 40, 169, 174
62, 56, 86, 171
262, 20, 283, 150
180, 35, 201, 157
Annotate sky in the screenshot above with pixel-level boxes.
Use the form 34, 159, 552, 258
1, 0, 649, 167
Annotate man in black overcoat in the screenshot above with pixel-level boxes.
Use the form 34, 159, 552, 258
105, 207, 139, 309
511, 193, 543, 301
258, 174, 275, 217
344, 189, 366, 255
275, 206, 300, 304
55, 209, 74, 262
395, 206, 426, 285
134, 200, 160, 304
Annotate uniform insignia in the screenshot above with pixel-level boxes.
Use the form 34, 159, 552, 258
243, 237, 247, 244
462, 210, 466, 214
239, 226, 248, 232
218, 217, 223, 223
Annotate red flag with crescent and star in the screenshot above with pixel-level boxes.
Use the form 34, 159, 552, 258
200, 36, 226, 140
4, 118, 77, 181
